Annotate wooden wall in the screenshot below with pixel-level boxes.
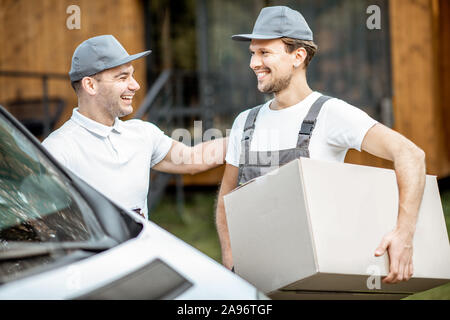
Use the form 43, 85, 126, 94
438, 0, 450, 173
1, 0, 449, 186
345, 0, 450, 178
0, 0, 147, 130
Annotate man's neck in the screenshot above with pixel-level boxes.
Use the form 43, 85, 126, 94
78, 101, 115, 127
270, 74, 313, 110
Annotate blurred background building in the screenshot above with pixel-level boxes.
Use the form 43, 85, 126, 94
1, 1, 450, 299
1, 0, 449, 208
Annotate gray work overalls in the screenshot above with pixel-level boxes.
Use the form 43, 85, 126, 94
237, 95, 332, 185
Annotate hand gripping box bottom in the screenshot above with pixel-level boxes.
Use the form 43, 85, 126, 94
223, 158, 450, 300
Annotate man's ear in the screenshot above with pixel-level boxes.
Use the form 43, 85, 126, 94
294, 47, 307, 69
81, 76, 99, 96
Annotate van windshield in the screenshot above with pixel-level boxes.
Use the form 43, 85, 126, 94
0, 110, 107, 282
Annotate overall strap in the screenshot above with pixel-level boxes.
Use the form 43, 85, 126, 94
241, 104, 264, 151
243, 104, 263, 133
238, 104, 263, 183
297, 95, 332, 149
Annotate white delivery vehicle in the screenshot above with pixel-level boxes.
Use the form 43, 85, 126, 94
0, 105, 266, 300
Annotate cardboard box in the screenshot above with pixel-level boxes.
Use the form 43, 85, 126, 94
224, 158, 450, 299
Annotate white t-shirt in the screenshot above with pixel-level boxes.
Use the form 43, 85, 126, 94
226, 91, 378, 167
42, 108, 173, 218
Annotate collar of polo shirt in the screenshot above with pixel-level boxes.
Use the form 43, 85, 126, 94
71, 108, 123, 137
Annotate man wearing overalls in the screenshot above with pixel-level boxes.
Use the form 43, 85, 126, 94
216, 6, 426, 284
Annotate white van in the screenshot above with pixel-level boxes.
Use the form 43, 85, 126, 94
0, 105, 266, 300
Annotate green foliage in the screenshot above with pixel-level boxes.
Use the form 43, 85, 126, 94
441, 190, 450, 241
150, 189, 221, 262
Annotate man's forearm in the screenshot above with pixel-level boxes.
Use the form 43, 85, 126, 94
190, 137, 228, 174
216, 190, 234, 269
365, 124, 427, 283
362, 124, 426, 237
374, 143, 425, 283
393, 145, 426, 237
153, 138, 228, 175
215, 164, 239, 270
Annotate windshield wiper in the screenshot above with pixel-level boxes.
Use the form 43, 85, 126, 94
0, 238, 117, 261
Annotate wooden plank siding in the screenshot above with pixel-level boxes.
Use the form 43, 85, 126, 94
385, 0, 448, 176
0, 0, 147, 131
344, 0, 449, 178
437, 0, 450, 170
1, 0, 448, 186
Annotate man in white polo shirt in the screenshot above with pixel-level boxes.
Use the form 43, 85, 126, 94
216, 6, 426, 284
43, 35, 226, 219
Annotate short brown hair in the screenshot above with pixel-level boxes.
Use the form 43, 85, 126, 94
281, 37, 318, 69
70, 73, 102, 94
71, 80, 82, 93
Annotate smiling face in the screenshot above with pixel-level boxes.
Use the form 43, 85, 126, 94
249, 38, 298, 94
94, 63, 140, 119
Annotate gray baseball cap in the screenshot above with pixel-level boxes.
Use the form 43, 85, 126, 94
232, 6, 313, 41
69, 35, 151, 82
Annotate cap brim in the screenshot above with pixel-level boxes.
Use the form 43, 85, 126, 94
231, 34, 283, 41
105, 50, 152, 69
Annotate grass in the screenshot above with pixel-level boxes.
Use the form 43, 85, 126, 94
150, 187, 450, 300
149, 188, 222, 263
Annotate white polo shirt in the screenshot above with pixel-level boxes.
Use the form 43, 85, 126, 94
42, 108, 173, 218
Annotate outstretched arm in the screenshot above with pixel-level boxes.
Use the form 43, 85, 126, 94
153, 137, 228, 175
215, 163, 239, 270
361, 123, 426, 284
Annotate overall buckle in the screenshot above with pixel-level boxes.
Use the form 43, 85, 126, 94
299, 120, 316, 135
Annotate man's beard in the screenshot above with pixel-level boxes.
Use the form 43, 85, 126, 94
106, 100, 130, 118
99, 89, 132, 119
259, 72, 293, 94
